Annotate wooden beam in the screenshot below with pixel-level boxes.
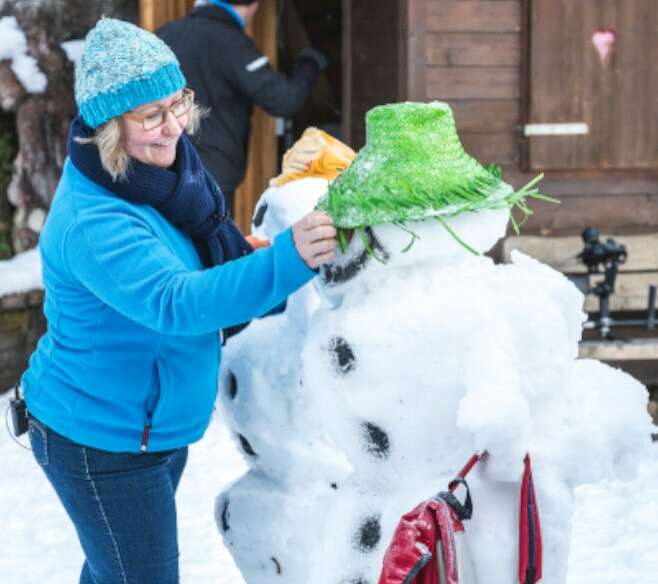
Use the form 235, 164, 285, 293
341, 0, 352, 144
449, 99, 520, 133
579, 338, 658, 361
139, 0, 194, 32
233, 1, 278, 233
426, 32, 521, 67
427, 66, 520, 99
400, 0, 427, 101
427, 1, 521, 33
502, 234, 658, 273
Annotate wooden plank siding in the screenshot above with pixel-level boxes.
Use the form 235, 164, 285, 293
526, 0, 658, 171
426, 32, 521, 67
424, 0, 658, 237
343, 0, 411, 148
427, 2, 521, 32
140, 0, 193, 32
425, 0, 522, 166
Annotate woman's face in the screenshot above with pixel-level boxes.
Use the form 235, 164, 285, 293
121, 91, 188, 168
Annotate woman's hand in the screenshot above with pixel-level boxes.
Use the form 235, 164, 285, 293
292, 211, 337, 269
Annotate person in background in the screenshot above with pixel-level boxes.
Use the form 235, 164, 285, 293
157, 0, 328, 216
21, 18, 336, 583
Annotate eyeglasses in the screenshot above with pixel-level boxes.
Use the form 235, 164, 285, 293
124, 88, 195, 131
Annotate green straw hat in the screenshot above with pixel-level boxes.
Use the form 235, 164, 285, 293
317, 101, 555, 255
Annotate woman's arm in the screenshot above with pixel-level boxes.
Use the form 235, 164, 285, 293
62, 209, 319, 336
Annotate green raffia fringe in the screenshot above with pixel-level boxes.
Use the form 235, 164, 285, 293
316, 102, 559, 257
330, 170, 559, 258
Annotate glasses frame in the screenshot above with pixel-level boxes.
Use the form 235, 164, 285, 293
123, 88, 195, 131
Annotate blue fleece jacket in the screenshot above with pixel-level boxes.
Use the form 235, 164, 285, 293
22, 159, 316, 452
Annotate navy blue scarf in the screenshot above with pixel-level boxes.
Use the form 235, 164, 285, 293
67, 116, 253, 269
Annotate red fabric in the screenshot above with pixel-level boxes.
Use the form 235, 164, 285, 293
518, 454, 543, 584
378, 498, 464, 584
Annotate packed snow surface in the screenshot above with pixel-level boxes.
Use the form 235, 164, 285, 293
1, 391, 656, 583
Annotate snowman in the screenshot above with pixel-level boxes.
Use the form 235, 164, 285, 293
215, 104, 653, 584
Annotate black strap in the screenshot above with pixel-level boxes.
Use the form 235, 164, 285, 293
439, 478, 473, 521
524, 473, 537, 584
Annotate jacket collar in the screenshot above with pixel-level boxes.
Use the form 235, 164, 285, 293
191, 4, 245, 30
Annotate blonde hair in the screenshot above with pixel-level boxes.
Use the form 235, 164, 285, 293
76, 100, 206, 181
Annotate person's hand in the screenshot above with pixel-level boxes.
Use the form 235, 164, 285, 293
292, 211, 337, 269
296, 47, 329, 72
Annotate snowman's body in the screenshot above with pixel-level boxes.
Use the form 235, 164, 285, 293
216, 178, 652, 584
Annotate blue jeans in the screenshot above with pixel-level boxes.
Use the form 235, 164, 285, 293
27, 414, 188, 584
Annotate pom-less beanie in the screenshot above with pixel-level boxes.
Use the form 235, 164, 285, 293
75, 18, 186, 128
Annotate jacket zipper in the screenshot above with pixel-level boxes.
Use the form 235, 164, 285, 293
140, 422, 152, 452
142, 357, 164, 452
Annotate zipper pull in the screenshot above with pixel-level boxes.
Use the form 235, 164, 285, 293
140, 423, 152, 452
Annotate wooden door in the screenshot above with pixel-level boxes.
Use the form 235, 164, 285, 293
141, 0, 194, 32
526, 0, 658, 171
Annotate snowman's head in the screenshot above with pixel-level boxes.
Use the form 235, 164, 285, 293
316, 206, 510, 306
314, 101, 546, 301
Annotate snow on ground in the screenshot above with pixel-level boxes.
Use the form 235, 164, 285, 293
567, 455, 658, 584
0, 388, 656, 583
0, 391, 248, 584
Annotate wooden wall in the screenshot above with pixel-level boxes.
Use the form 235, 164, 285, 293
141, 0, 194, 33
343, 0, 406, 148
425, 0, 521, 167
422, 0, 658, 236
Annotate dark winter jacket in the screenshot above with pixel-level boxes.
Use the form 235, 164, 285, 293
157, 5, 321, 203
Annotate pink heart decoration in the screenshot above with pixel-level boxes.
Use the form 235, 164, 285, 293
592, 30, 616, 64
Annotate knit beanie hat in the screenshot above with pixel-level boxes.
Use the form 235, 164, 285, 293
75, 18, 186, 128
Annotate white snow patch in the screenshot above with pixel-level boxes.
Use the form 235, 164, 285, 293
0, 16, 47, 93
0, 248, 42, 297
61, 40, 85, 68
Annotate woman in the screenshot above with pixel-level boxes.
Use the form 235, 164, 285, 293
21, 18, 336, 584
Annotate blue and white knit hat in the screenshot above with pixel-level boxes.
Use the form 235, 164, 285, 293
75, 18, 186, 128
